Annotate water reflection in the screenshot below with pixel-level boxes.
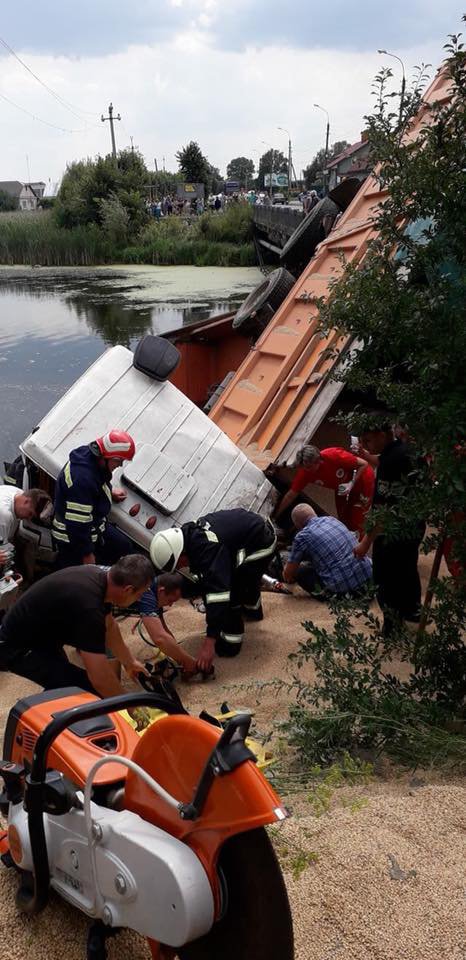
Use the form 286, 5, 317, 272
0, 266, 258, 458
71, 298, 152, 348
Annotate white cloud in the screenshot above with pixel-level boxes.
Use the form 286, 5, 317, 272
0, 32, 453, 184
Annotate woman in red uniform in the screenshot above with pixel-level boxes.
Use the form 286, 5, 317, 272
272, 444, 375, 538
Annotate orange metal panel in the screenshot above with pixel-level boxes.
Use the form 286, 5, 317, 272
209, 66, 453, 463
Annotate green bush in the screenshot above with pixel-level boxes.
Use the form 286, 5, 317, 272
286, 38, 466, 772
286, 587, 466, 770
195, 204, 254, 244
0, 205, 255, 267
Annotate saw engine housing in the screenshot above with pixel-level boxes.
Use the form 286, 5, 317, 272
0, 686, 291, 956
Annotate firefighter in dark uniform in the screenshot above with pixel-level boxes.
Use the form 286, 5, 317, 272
52, 430, 139, 568
149, 508, 277, 671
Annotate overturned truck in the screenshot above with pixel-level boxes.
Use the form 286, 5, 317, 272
13, 335, 272, 563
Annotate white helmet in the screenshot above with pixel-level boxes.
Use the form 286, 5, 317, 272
150, 528, 185, 572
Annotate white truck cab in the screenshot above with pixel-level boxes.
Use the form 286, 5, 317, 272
18, 335, 272, 557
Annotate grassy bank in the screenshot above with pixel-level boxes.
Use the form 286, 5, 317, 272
0, 205, 255, 267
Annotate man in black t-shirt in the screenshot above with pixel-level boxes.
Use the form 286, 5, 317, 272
354, 421, 425, 634
0, 556, 153, 708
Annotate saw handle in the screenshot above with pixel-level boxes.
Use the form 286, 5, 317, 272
29, 688, 185, 783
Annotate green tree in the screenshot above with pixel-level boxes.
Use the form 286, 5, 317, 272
149, 170, 183, 198
0, 190, 18, 212
97, 193, 130, 245
55, 148, 148, 233
288, 38, 466, 767
257, 149, 287, 189
207, 163, 223, 196
176, 141, 210, 193
226, 156, 255, 188
303, 140, 350, 188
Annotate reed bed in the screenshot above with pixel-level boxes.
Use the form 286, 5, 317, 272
0, 206, 255, 267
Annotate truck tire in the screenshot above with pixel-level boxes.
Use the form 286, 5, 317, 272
280, 197, 340, 267
232, 267, 296, 335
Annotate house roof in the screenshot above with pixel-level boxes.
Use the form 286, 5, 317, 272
327, 140, 369, 169
0, 180, 24, 197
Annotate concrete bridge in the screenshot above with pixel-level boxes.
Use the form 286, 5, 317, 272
253, 204, 303, 262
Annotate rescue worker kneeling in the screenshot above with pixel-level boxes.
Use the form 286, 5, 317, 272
150, 508, 277, 671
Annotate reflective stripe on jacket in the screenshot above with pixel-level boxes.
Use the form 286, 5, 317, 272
182, 509, 276, 637
53, 444, 112, 555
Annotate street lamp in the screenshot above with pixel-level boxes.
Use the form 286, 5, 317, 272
314, 104, 330, 192
277, 125, 292, 191
261, 139, 275, 199
377, 49, 406, 124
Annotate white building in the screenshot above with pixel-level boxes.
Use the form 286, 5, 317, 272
0, 181, 38, 210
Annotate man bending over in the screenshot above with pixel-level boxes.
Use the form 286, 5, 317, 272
0, 556, 153, 714
283, 504, 372, 598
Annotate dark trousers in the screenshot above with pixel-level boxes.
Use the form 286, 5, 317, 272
372, 536, 422, 632
214, 523, 275, 658
56, 523, 141, 569
295, 564, 368, 600
0, 638, 97, 693
295, 563, 326, 597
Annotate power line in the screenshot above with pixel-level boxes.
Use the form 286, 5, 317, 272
0, 34, 97, 120
0, 89, 100, 134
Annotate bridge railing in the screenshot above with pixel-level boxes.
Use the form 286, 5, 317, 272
253, 204, 303, 237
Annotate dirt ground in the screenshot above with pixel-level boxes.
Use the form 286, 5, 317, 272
0, 549, 465, 960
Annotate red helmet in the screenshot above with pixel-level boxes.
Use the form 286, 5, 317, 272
95, 430, 135, 461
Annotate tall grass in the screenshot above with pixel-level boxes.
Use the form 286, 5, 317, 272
0, 211, 112, 266
0, 206, 256, 267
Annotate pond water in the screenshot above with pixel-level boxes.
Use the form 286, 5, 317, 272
0, 264, 261, 462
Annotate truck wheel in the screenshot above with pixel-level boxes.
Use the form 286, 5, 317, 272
232, 268, 296, 336
280, 197, 340, 267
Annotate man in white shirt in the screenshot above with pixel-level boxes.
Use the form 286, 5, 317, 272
0, 486, 49, 563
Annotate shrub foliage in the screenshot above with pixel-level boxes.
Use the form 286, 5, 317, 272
288, 35, 466, 769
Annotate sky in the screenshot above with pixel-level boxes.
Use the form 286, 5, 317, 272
0, 1, 464, 184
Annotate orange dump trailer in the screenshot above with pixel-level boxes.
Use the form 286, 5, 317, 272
208, 66, 452, 467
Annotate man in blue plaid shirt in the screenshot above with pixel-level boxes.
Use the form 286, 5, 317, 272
283, 504, 372, 597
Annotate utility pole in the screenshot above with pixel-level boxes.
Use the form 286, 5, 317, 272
101, 102, 121, 159
278, 126, 293, 194
269, 149, 274, 199
314, 104, 330, 193
130, 136, 134, 153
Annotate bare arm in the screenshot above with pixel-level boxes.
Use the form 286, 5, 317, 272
80, 649, 126, 698
105, 614, 148, 680
142, 616, 197, 673
354, 524, 381, 557
352, 457, 371, 487
272, 488, 298, 522
283, 561, 300, 583
357, 444, 379, 469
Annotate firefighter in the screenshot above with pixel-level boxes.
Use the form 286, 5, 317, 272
53, 430, 139, 568
149, 508, 277, 671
